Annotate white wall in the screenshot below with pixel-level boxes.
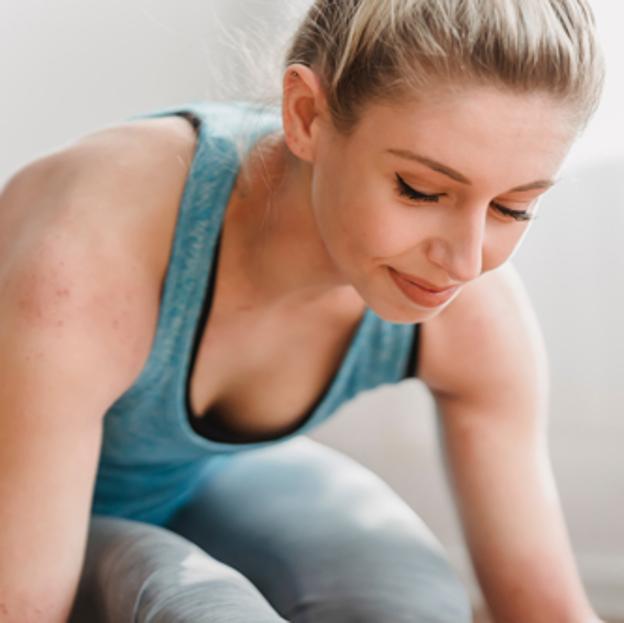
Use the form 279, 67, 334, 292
2, 0, 622, 617
564, 3, 624, 168
0, 0, 304, 179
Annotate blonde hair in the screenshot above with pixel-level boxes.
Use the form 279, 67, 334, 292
286, 0, 605, 133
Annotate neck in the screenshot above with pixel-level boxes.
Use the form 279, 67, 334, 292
220, 133, 357, 311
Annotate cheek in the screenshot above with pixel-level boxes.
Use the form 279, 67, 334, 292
315, 183, 416, 269
311, 159, 408, 264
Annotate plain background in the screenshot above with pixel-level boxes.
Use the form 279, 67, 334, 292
1, 0, 622, 617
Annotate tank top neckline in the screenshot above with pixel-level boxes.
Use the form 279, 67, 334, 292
169, 105, 375, 446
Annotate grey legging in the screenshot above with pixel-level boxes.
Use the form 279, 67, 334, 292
70, 437, 472, 622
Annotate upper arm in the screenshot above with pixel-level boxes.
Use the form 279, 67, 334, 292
416, 269, 552, 536
0, 168, 153, 621
419, 263, 549, 425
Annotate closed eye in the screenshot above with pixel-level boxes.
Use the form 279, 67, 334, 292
395, 174, 442, 202
394, 173, 534, 222
492, 203, 533, 222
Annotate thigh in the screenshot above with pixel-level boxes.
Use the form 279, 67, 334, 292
167, 437, 472, 623
69, 515, 287, 623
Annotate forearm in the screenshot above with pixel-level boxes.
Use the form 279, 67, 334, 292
441, 413, 598, 622
465, 471, 595, 622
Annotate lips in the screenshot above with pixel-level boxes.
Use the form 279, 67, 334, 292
393, 271, 456, 293
388, 267, 459, 308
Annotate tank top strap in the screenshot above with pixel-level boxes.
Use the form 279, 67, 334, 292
125, 101, 282, 389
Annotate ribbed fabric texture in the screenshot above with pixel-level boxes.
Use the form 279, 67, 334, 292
91, 101, 418, 525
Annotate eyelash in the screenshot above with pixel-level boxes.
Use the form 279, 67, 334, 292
394, 174, 534, 222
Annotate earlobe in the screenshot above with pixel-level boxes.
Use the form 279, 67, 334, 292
281, 64, 327, 163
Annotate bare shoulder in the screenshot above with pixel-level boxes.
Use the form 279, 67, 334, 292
0, 114, 198, 396
1, 113, 197, 241
418, 264, 548, 408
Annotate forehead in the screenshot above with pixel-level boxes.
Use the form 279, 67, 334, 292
344, 86, 576, 184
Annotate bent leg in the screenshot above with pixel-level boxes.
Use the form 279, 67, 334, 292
69, 515, 287, 623
168, 437, 472, 623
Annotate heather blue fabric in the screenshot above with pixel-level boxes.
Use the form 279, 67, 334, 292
90, 101, 418, 526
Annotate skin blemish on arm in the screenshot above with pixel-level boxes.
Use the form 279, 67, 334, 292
9, 254, 83, 334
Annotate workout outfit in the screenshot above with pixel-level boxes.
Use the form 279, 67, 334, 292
69, 102, 471, 623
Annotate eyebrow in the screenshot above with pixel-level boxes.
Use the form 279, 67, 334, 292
386, 148, 556, 192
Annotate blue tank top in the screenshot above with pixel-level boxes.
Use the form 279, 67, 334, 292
91, 101, 419, 525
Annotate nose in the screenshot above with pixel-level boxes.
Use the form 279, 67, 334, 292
426, 206, 486, 283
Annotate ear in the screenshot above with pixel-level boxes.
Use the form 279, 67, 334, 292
281, 64, 328, 163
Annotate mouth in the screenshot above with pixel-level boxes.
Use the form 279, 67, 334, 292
393, 270, 457, 293
388, 267, 459, 308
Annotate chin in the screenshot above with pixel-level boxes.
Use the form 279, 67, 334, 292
366, 298, 444, 325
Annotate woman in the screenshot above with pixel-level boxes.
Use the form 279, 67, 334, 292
0, 1, 606, 621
